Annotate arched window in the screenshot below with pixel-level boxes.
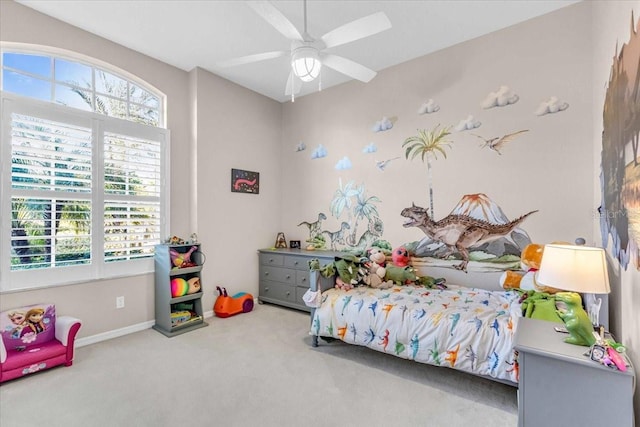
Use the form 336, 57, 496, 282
1, 48, 163, 126
0, 45, 169, 291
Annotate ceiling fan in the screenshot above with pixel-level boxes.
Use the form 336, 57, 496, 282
217, 0, 392, 100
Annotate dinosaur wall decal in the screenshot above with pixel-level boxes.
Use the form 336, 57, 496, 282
322, 222, 350, 250
298, 213, 327, 241
400, 203, 537, 272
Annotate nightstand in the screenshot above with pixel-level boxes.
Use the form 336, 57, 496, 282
514, 317, 635, 427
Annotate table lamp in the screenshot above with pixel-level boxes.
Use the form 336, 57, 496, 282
536, 244, 611, 346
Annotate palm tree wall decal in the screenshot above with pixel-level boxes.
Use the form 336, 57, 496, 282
330, 179, 381, 248
402, 124, 453, 218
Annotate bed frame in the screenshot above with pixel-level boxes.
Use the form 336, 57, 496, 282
307, 268, 521, 386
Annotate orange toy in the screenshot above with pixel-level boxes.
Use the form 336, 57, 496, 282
214, 286, 254, 318
500, 243, 561, 293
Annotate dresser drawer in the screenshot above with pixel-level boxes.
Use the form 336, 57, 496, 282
260, 281, 296, 303
284, 255, 309, 270
260, 266, 296, 284
296, 270, 310, 287
260, 253, 284, 267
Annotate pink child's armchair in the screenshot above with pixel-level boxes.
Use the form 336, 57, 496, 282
0, 303, 81, 383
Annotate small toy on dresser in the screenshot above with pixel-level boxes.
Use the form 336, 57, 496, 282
588, 329, 629, 371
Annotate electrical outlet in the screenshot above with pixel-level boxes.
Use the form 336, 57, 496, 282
116, 296, 125, 309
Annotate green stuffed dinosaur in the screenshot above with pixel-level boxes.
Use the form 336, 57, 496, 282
520, 290, 563, 324
384, 265, 417, 285
309, 255, 366, 290
415, 276, 447, 289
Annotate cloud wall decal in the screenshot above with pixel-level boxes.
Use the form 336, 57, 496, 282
418, 99, 440, 114
535, 96, 569, 116
372, 116, 393, 132
481, 85, 519, 109
363, 142, 377, 153
335, 157, 352, 170
455, 115, 482, 132
311, 144, 327, 159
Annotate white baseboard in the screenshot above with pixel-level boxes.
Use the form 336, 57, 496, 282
76, 310, 215, 347
75, 320, 155, 347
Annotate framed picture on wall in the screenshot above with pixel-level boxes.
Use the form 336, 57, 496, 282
231, 169, 259, 194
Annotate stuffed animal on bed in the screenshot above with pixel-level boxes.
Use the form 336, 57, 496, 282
385, 264, 417, 285
391, 246, 411, 267
362, 248, 394, 289
500, 243, 561, 293
332, 254, 367, 290
415, 275, 448, 289
520, 290, 563, 323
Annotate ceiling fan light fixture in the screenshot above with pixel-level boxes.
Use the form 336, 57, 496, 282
292, 46, 321, 82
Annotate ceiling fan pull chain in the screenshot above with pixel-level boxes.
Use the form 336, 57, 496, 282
318, 67, 322, 92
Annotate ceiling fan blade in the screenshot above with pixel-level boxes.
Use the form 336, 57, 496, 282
247, 1, 303, 41
320, 12, 391, 49
321, 54, 377, 83
217, 51, 287, 68
285, 71, 302, 96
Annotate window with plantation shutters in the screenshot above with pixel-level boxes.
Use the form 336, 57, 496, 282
103, 132, 161, 263
10, 113, 93, 271
0, 46, 168, 291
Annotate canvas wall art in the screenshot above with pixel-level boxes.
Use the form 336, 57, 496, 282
231, 169, 259, 194
600, 13, 640, 270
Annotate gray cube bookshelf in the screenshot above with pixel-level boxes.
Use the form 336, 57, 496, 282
153, 243, 208, 337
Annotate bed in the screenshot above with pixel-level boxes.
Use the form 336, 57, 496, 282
309, 274, 522, 385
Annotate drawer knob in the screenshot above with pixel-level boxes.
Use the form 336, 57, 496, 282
294, 261, 299, 265
286, 291, 290, 296
301, 278, 307, 283
286, 275, 291, 279
265, 287, 270, 292
265, 272, 269, 276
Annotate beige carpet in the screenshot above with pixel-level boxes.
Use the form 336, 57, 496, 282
0, 303, 517, 427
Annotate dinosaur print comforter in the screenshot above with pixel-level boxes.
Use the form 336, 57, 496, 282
311, 284, 522, 383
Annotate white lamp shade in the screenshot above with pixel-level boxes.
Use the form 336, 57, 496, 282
292, 47, 321, 82
537, 244, 611, 294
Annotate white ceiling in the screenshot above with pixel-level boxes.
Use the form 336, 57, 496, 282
17, 0, 580, 103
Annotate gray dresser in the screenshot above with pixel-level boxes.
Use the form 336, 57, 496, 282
257, 249, 342, 312
514, 317, 635, 426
